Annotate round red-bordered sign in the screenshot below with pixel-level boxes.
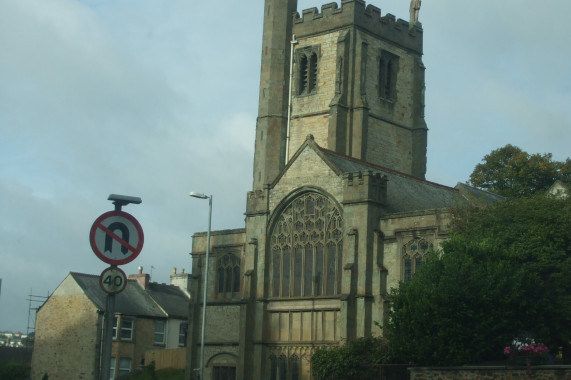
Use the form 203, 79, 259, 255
89, 210, 144, 265
99, 266, 128, 294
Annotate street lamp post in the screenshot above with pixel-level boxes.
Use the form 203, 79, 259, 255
189, 192, 212, 380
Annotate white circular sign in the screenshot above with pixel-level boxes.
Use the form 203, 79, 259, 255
99, 266, 128, 294
90, 210, 144, 265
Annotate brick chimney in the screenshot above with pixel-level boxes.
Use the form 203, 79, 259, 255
128, 266, 150, 289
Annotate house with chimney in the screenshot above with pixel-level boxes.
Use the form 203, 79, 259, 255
30, 267, 190, 380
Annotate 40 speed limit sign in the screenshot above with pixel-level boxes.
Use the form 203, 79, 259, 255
99, 266, 128, 294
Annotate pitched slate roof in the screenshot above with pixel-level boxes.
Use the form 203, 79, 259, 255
70, 272, 189, 319
280, 136, 500, 215
322, 148, 460, 214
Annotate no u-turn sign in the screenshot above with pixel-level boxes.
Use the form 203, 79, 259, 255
89, 210, 144, 265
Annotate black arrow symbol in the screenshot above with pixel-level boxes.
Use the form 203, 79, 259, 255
105, 222, 130, 255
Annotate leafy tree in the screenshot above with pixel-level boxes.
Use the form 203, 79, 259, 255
386, 195, 571, 365
469, 144, 571, 198
312, 337, 392, 380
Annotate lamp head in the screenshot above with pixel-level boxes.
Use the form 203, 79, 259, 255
189, 192, 208, 199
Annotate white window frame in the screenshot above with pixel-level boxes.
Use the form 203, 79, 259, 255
110, 357, 116, 380
179, 322, 188, 347
154, 320, 166, 345
112, 317, 118, 340
118, 357, 131, 377
120, 317, 134, 341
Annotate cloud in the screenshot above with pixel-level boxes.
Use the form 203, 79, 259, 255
1, 0, 570, 332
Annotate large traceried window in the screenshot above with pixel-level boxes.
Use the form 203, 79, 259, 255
268, 354, 300, 380
402, 238, 432, 281
270, 192, 343, 298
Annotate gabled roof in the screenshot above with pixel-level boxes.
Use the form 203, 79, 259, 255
274, 135, 500, 214
548, 180, 570, 198
69, 272, 189, 319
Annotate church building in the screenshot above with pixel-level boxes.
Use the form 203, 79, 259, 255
185, 1, 494, 379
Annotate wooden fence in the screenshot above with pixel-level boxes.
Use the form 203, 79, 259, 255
144, 347, 187, 370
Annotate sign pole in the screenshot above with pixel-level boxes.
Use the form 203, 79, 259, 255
91, 195, 143, 380
101, 288, 116, 380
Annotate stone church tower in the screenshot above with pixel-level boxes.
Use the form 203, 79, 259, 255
186, 2, 487, 379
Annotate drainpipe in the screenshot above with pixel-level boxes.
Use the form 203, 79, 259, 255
285, 34, 298, 165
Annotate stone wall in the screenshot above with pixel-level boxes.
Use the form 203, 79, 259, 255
31, 292, 101, 380
409, 366, 571, 380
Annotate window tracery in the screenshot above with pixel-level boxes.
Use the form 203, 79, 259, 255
402, 238, 432, 280
296, 46, 319, 96
217, 253, 240, 296
268, 354, 301, 380
270, 192, 343, 298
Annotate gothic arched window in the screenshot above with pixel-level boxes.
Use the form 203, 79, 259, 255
297, 47, 319, 96
269, 355, 278, 380
402, 238, 432, 281
379, 50, 399, 101
217, 253, 240, 296
270, 192, 343, 298
290, 355, 300, 380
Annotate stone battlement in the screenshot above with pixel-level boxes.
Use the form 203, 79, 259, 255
343, 170, 387, 205
293, 0, 422, 53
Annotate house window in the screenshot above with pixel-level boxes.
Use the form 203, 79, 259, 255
378, 50, 399, 101
118, 357, 131, 377
402, 238, 432, 280
120, 317, 134, 341
270, 192, 343, 298
112, 316, 134, 341
217, 253, 240, 296
213, 365, 236, 380
110, 357, 116, 380
154, 320, 166, 345
179, 323, 188, 347
112, 318, 118, 339
296, 47, 319, 96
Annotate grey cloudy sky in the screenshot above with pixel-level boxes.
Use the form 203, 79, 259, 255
1, 0, 570, 332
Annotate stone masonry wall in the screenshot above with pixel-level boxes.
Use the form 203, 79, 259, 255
289, 24, 424, 176
270, 146, 344, 214
380, 210, 452, 292
410, 366, 571, 380
31, 294, 101, 380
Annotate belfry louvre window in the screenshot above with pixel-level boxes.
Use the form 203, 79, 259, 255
297, 47, 319, 95
270, 192, 343, 298
402, 238, 432, 281
378, 50, 399, 101
217, 253, 240, 295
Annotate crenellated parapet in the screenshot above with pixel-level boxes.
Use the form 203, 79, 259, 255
342, 170, 387, 205
246, 189, 269, 215
293, 0, 422, 53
